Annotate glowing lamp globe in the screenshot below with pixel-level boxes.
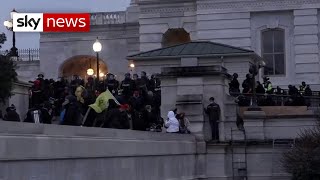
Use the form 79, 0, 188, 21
87, 68, 94, 76
93, 37, 102, 52
4, 20, 13, 28
99, 73, 105, 77
130, 63, 135, 68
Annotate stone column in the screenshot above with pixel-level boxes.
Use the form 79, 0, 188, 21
160, 65, 231, 179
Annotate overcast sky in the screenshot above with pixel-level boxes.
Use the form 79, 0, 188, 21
0, 0, 130, 50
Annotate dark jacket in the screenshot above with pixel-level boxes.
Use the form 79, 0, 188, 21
24, 107, 51, 124
120, 78, 134, 97
4, 110, 20, 122
205, 102, 221, 122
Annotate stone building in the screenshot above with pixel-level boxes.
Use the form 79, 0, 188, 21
39, 0, 320, 89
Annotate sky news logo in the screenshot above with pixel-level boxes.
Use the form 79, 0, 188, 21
13, 13, 90, 32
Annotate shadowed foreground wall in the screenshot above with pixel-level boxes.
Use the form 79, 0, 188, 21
0, 121, 197, 180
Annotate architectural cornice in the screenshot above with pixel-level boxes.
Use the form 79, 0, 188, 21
197, 0, 320, 11
40, 30, 139, 42
140, 4, 196, 14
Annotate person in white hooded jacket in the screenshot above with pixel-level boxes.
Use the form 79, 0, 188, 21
165, 111, 180, 133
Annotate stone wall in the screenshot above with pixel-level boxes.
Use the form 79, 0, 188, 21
0, 121, 197, 180
16, 60, 40, 82
8, 81, 31, 119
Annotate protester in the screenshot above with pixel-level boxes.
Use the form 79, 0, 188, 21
3, 104, 20, 122
229, 73, 240, 95
176, 113, 191, 134
165, 111, 179, 133
61, 95, 81, 126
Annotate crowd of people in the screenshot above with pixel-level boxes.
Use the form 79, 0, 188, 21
0, 72, 191, 134
229, 73, 317, 106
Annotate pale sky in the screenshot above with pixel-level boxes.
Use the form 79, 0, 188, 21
0, 0, 131, 50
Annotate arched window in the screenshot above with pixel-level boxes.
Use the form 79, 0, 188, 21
261, 29, 285, 75
162, 28, 191, 47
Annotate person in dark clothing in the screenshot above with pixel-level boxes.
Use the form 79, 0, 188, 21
255, 81, 266, 106
3, 105, 20, 122
40, 102, 53, 124
101, 103, 130, 129
229, 73, 240, 95
256, 81, 265, 94
149, 74, 161, 93
31, 80, 44, 108
288, 85, 299, 96
105, 74, 119, 95
120, 73, 134, 102
275, 86, 284, 106
129, 90, 145, 130
24, 105, 42, 123
138, 71, 150, 97
242, 74, 252, 94
304, 85, 312, 96
24, 102, 52, 124
143, 105, 157, 131
36, 73, 45, 91
70, 75, 82, 95
304, 85, 312, 106
61, 95, 81, 126
204, 97, 220, 141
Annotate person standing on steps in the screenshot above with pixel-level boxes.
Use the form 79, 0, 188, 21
205, 97, 221, 141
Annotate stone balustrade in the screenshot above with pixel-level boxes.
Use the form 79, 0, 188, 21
90, 11, 126, 25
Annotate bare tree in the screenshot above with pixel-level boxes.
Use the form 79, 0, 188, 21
282, 124, 320, 180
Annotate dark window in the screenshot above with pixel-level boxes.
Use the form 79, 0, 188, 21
262, 29, 285, 75
162, 28, 191, 47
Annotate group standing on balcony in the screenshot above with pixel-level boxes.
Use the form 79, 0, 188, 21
229, 73, 317, 107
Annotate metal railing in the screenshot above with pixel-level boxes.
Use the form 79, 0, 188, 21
0, 48, 39, 61
90, 11, 126, 25
233, 93, 320, 108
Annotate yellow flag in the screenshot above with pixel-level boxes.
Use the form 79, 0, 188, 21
89, 89, 120, 113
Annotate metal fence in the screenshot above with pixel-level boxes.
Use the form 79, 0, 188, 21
0, 48, 40, 61
234, 92, 320, 108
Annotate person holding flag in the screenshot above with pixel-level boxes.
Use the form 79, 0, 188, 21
82, 89, 120, 127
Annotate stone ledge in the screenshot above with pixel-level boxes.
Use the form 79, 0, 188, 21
0, 121, 195, 142
0, 135, 196, 161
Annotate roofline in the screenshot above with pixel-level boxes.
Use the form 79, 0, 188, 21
127, 52, 258, 61
127, 41, 254, 58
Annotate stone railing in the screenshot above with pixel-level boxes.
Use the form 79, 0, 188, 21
0, 48, 40, 61
90, 11, 126, 25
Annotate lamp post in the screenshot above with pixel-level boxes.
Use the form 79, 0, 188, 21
248, 60, 266, 111
3, 9, 18, 59
87, 57, 94, 76
93, 37, 102, 86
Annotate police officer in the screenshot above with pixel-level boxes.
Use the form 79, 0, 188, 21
299, 81, 307, 95
149, 74, 161, 93
120, 73, 134, 101
105, 73, 119, 95
139, 71, 150, 96
263, 77, 273, 94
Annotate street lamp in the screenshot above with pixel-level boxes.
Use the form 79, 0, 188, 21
87, 56, 94, 76
248, 60, 266, 111
93, 37, 102, 84
3, 9, 18, 59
